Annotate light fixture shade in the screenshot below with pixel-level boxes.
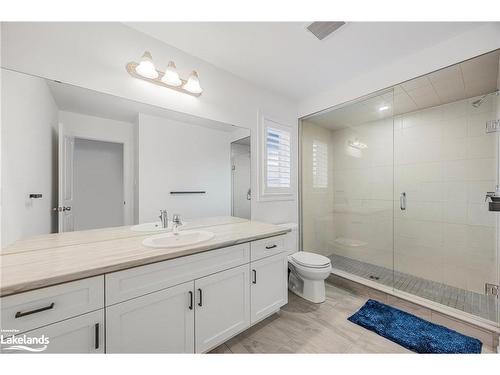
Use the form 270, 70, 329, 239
135, 51, 158, 79
183, 71, 203, 94
161, 61, 182, 87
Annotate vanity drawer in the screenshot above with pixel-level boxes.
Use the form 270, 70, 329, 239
106, 243, 250, 305
250, 235, 286, 261
0, 276, 104, 334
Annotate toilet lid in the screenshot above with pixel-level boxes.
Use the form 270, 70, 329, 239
291, 252, 330, 268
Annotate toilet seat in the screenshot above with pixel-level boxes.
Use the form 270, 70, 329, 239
290, 252, 330, 269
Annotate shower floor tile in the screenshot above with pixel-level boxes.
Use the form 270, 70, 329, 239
328, 254, 498, 322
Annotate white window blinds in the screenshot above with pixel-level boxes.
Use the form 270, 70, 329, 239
265, 126, 291, 189
312, 140, 328, 188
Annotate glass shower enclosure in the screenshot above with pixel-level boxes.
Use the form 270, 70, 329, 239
300, 49, 500, 327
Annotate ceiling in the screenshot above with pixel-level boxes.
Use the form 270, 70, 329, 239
125, 22, 488, 101
46, 79, 240, 132
306, 49, 500, 130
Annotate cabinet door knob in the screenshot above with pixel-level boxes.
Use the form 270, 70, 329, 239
252, 269, 257, 284
265, 244, 277, 249
197, 288, 203, 307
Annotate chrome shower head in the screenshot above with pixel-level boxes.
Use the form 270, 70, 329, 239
472, 90, 499, 108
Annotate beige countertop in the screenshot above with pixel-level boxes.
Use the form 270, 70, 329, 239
0, 218, 289, 297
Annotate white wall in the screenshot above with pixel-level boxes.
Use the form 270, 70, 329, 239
74, 138, 124, 230
1, 22, 298, 225
1, 69, 58, 247
299, 23, 500, 118
58, 111, 135, 224
137, 113, 236, 222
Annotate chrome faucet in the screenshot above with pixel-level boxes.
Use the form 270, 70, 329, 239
172, 214, 182, 234
159, 210, 169, 229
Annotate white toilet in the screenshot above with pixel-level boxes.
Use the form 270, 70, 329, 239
276, 223, 332, 304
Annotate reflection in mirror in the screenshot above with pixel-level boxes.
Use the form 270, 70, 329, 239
1, 68, 251, 249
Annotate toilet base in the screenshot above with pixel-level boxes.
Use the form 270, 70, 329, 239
288, 275, 326, 303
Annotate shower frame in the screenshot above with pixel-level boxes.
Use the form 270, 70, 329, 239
298, 50, 500, 334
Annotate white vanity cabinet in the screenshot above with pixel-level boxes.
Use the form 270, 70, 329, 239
106, 281, 195, 353
194, 264, 250, 353
1, 234, 289, 354
250, 252, 288, 324
21, 310, 104, 353
0, 276, 104, 354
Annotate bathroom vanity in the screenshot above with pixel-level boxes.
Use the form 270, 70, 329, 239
0, 219, 290, 353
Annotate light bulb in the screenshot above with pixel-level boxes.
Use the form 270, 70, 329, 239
161, 61, 182, 87
135, 51, 158, 79
183, 71, 203, 94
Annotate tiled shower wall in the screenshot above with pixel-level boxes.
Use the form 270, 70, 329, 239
302, 95, 499, 295
395, 96, 498, 294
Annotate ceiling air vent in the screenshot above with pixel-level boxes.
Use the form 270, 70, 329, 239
307, 22, 345, 40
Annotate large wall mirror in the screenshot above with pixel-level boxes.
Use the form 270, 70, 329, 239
1, 68, 251, 249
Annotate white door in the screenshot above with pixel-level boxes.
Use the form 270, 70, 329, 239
194, 264, 250, 353
18, 310, 104, 353
232, 149, 251, 219
250, 253, 288, 324
106, 281, 195, 353
57, 123, 75, 232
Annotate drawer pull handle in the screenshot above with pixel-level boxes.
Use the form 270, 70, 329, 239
15, 302, 55, 318
188, 291, 193, 310
95, 323, 99, 350
198, 288, 203, 307
252, 269, 257, 284
265, 244, 277, 249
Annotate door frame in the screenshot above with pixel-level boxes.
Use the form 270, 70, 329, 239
230, 136, 251, 219
58, 123, 131, 230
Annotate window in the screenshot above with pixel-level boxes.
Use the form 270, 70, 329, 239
265, 126, 291, 188
259, 116, 293, 200
312, 140, 328, 188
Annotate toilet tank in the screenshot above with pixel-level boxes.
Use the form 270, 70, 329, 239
276, 223, 298, 255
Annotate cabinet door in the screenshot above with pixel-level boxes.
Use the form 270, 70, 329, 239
250, 253, 288, 324
194, 264, 250, 353
4, 310, 104, 353
106, 281, 194, 353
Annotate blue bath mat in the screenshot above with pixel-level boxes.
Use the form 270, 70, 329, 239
348, 299, 482, 354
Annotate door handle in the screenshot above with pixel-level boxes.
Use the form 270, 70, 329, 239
197, 288, 203, 307
15, 302, 55, 318
94, 323, 99, 350
252, 269, 257, 284
400, 192, 406, 211
188, 291, 193, 310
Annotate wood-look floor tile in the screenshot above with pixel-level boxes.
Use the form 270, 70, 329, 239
211, 282, 497, 354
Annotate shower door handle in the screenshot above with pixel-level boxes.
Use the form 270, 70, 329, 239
400, 192, 406, 211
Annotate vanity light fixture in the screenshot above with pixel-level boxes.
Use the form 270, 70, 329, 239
161, 61, 182, 87
126, 51, 203, 97
183, 71, 203, 94
135, 51, 159, 79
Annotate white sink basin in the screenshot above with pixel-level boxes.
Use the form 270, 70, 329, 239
142, 230, 215, 248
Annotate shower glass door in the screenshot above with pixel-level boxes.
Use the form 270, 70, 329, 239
301, 89, 395, 290
301, 49, 500, 326
393, 82, 500, 324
